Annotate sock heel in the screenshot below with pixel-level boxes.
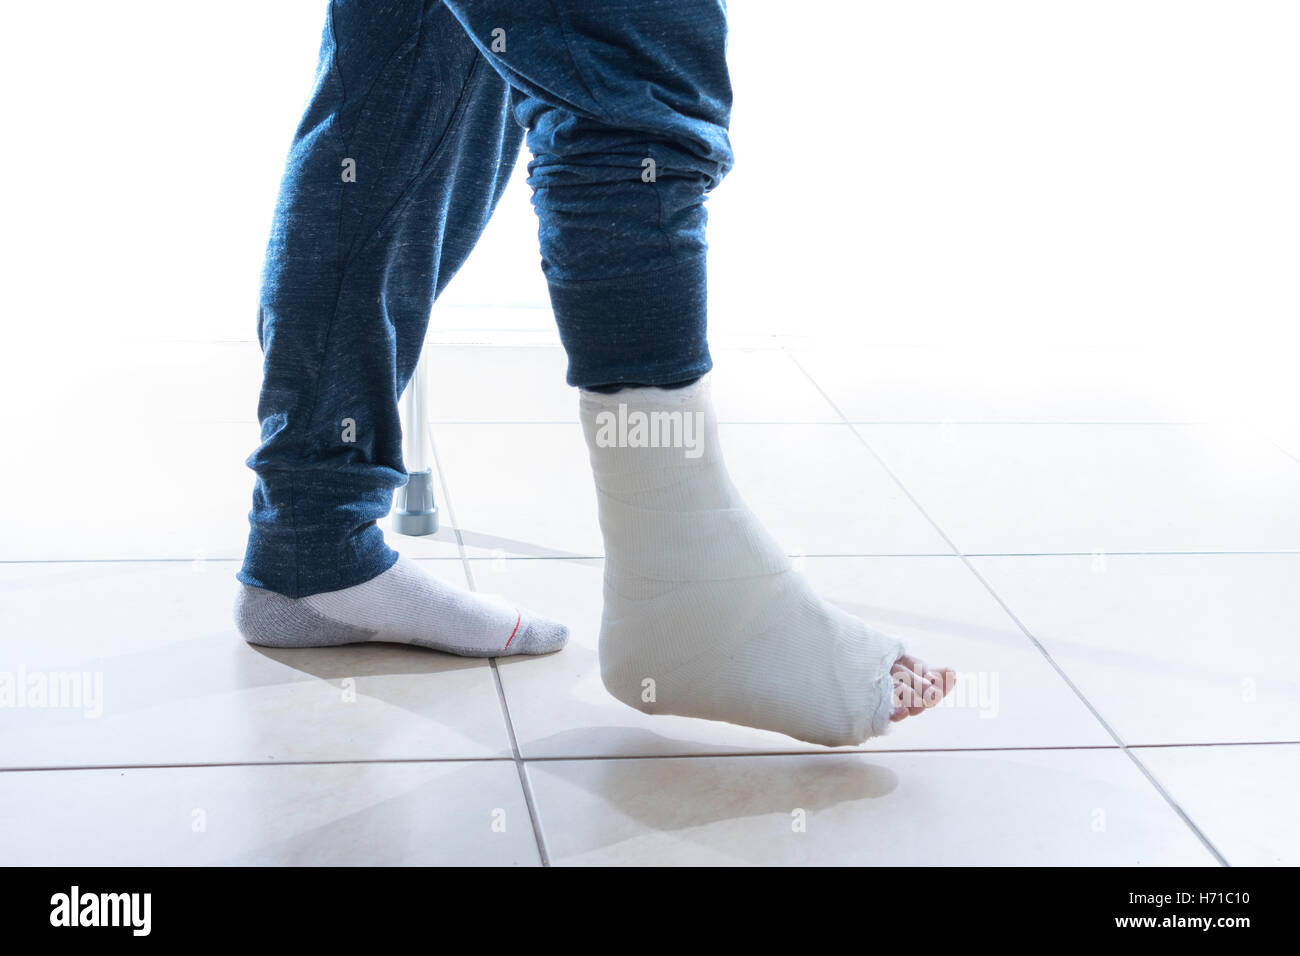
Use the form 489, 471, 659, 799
233, 584, 377, 648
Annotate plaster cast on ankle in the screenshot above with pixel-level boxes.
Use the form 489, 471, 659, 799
581, 378, 904, 747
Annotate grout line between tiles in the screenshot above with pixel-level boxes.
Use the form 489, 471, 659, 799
785, 350, 1233, 867
426, 419, 552, 867
8, 739, 1292, 776
0, 757, 519, 774
1112, 751, 1233, 866
1127, 740, 1300, 749
1272, 437, 1300, 468
485, 652, 551, 867
950, 550, 1300, 557
4, 550, 1298, 568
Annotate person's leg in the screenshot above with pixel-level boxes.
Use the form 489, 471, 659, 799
440, 0, 727, 390
235, 0, 565, 656
446, 0, 956, 745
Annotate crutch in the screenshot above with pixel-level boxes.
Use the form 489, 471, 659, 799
392, 349, 439, 535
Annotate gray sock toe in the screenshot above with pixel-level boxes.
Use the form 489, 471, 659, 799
508, 615, 569, 655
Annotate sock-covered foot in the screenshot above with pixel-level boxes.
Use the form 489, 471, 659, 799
581, 377, 955, 747
234, 555, 568, 657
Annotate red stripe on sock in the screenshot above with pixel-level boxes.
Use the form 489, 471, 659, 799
502, 612, 522, 651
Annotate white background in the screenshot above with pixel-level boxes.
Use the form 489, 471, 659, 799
2, 1, 1297, 392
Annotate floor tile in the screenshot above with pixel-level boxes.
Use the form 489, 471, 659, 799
795, 345, 1212, 423
426, 345, 572, 422
971, 554, 1300, 744
435, 422, 951, 559
0, 561, 513, 767
0, 761, 538, 865
720, 425, 952, 556
490, 556, 1112, 757
1135, 743, 1299, 866
57, 340, 263, 424
5, 422, 259, 561
1276, 426, 1300, 463
0, 421, 458, 561
528, 749, 1216, 866
707, 349, 840, 422
433, 423, 601, 558
860, 423, 1300, 554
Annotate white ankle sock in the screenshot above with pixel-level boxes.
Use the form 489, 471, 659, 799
581, 377, 904, 747
235, 555, 568, 657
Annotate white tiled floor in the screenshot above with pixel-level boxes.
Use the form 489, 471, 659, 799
0, 761, 540, 865
3, 332, 1296, 865
1132, 744, 1300, 867
970, 554, 1300, 745
1277, 426, 1300, 464
526, 750, 1218, 866
791, 345, 1234, 424
860, 423, 1300, 554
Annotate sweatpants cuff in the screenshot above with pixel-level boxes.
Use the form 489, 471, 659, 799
237, 474, 400, 598
549, 256, 712, 389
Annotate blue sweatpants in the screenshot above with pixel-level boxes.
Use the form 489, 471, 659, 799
239, 0, 733, 598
